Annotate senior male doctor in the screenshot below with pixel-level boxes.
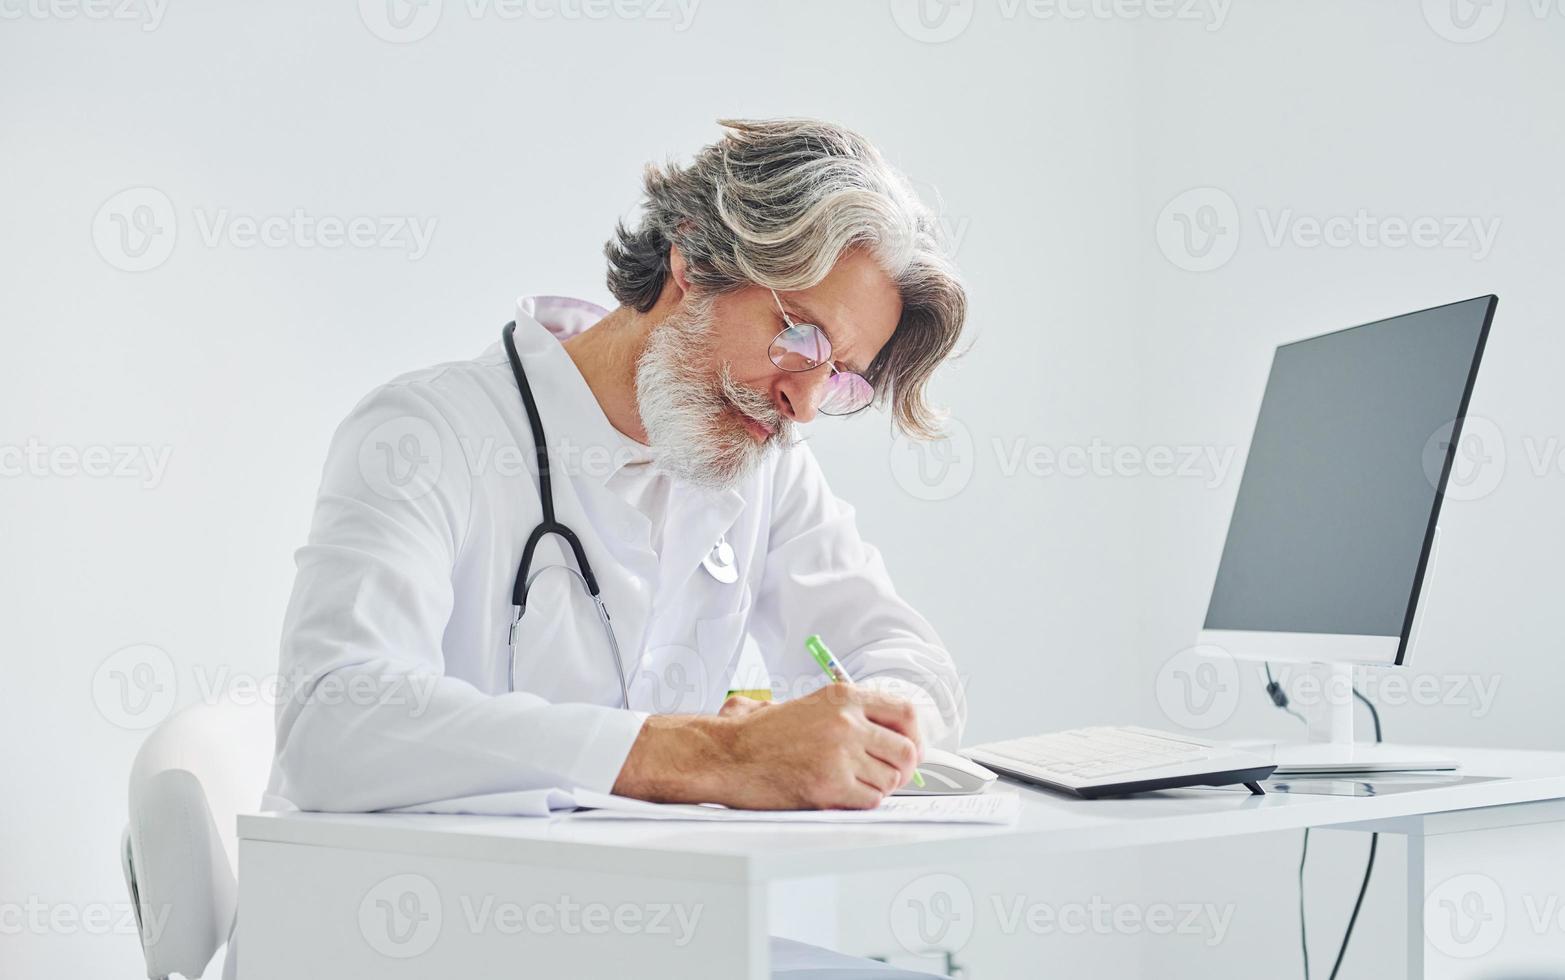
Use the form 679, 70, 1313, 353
266, 118, 969, 815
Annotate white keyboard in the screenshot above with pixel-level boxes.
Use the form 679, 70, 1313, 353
962, 725, 1276, 799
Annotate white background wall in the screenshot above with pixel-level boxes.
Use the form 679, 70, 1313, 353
2, 2, 1561, 978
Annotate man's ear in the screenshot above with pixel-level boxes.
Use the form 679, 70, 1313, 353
668, 243, 692, 296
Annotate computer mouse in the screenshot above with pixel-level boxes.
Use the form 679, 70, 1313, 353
892, 747, 998, 796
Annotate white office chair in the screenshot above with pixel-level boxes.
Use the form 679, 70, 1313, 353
122, 699, 274, 979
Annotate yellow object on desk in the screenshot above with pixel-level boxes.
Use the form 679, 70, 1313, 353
724, 689, 773, 701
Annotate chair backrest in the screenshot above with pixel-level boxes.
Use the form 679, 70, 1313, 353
123, 699, 274, 979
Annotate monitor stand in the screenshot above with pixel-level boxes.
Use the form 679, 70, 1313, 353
1238, 663, 1458, 775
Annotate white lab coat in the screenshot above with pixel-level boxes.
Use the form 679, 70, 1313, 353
264, 295, 965, 813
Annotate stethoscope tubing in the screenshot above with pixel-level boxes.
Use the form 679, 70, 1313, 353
501, 322, 630, 707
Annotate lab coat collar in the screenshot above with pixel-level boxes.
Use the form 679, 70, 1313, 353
504, 296, 633, 491
507, 294, 749, 600
506, 295, 747, 515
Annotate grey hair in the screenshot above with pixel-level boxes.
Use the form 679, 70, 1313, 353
605, 117, 967, 439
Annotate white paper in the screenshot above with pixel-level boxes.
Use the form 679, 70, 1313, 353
380, 787, 577, 816
566, 788, 1019, 824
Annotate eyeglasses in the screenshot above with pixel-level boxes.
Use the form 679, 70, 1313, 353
767, 290, 874, 416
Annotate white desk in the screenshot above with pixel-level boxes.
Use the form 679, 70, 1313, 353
238, 745, 1565, 979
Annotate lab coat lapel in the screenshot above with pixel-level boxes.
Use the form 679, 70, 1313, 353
508, 296, 748, 668
656, 484, 746, 600
574, 478, 658, 585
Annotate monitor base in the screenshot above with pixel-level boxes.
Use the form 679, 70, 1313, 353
1237, 740, 1459, 775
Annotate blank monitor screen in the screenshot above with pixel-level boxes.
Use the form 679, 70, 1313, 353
1203, 296, 1494, 642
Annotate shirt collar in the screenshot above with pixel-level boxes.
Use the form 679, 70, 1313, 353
498, 294, 643, 489
518, 294, 612, 342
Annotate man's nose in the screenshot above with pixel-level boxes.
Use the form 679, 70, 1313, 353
776, 366, 833, 424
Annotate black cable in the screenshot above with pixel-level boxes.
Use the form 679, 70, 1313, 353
1354, 687, 1382, 743
1265, 662, 1308, 725
1326, 689, 1383, 980
1264, 663, 1313, 979
1328, 832, 1378, 980
1299, 827, 1311, 980
1260, 665, 1382, 980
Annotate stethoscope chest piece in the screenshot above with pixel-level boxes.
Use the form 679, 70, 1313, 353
701, 535, 739, 584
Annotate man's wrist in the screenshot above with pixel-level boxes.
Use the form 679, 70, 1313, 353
611, 713, 742, 803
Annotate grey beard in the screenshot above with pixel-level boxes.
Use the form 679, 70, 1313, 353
634, 296, 795, 491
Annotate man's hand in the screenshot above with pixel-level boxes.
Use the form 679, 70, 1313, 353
717, 694, 771, 719
612, 686, 921, 810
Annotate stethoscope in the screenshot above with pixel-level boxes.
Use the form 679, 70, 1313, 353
501, 321, 632, 707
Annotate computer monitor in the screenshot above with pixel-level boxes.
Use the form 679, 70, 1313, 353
1197, 295, 1497, 772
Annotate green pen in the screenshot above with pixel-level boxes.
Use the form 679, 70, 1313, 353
805, 634, 925, 788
